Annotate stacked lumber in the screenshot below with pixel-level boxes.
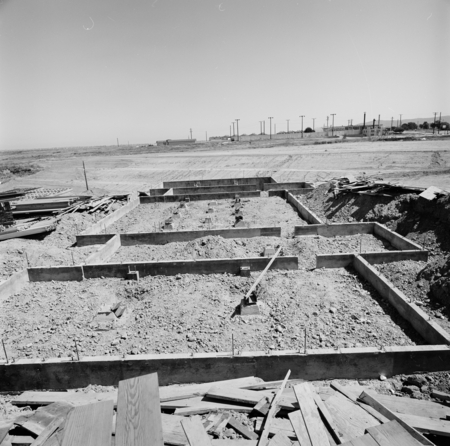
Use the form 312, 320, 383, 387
6, 375, 450, 445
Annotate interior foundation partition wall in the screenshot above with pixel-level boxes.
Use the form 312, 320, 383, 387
140, 191, 261, 203
0, 269, 29, 304
76, 233, 116, 247
285, 192, 323, 224
166, 184, 259, 195
373, 222, 423, 251
84, 234, 121, 264
263, 182, 307, 191
79, 197, 140, 236
353, 254, 450, 345
2, 345, 450, 391
27, 256, 298, 281
120, 227, 281, 246
162, 177, 274, 191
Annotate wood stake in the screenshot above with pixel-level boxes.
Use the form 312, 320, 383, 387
257, 370, 291, 446
74, 340, 80, 361
2, 339, 8, 363
82, 161, 89, 191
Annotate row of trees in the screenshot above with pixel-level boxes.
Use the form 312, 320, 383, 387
391, 121, 449, 131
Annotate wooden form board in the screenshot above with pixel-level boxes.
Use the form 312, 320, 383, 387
365, 420, 422, 446
115, 372, 164, 446
61, 400, 113, 446
181, 417, 212, 446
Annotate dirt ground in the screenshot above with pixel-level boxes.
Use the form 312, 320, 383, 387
0, 265, 424, 361
111, 233, 393, 269
108, 197, 308, 236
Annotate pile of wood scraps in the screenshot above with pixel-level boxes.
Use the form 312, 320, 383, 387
6, 373, 450, 445
58, 195, 128, 216
329, 177, 448, 198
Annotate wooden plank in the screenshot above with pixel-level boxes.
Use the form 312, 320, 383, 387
211, 413, 231, 436
366, 420, 422, 446
358, 391, 434, 446
257, 370, 291, 446
160, 377, 264, 402
267, 433, 291, 446
8, 435, 35, 444
293, 383, 329, 446
227, 417, 259, 440
323, 392, 379, 440
0, 423, 12, 444
373, 393, 449, 419
61, 400, 113, 446
330, 382, 389, 424
12, 377, 263, 407
115, 372, 164, 446
206, 387, 296, 411
161, 413, 188, 446
181, 417, 212, 446
430, 390, 450, 402
172, 397, 253, 415
288, 410, 312, 446
254, 418, 296, 439
29, 416, 64, 446
244, 379, 305, 390
339, 434, 379, 445
396, 413, 450, 437
211, 441, 257, 446
17, 402, 73, 436
310, 389, 347, 444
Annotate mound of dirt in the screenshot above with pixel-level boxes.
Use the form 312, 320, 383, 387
181, 236, 249, 259
298, 187, 450, 308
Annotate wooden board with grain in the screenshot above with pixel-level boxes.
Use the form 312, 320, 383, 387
115, 372, 164, 446
293, 383, 329, 446
288, 410, 312, 446
161, 413, 188, 446
60, 400, 113, 446
323, 392, 380, 441
227, 417, 259, 440
365, 420, 422, 446
396, 413, 450, 437
267, 432, 292, 446
339, 434, 379, 445
181, 417, 212, 446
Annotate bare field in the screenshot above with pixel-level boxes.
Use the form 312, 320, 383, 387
1, 139, 449, 195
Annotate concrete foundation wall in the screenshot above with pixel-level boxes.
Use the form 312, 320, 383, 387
150, 188, 170, 196
289, 189, 315, 195
76, 234, 115, 247
80, 197, 139, 235
268, 190, 286, 198
140, 191, 261, 203
84, 234, 121, 264
27, 257, 298, 282
163, 177, 272, 190
169, 184, 259, 195
316, 250, 429, 268
286, 192, 323, 224
263, 182, 306, 191
0, 269, 29, 304
295, 223, 375, 237
120, 227, 281, 246
353, 255, 450, 345
2, 345, 449, 391
374, 222, 423, 251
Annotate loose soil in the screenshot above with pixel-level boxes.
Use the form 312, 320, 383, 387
108, 197, 308, 236
0, 265, 424, 361
111, 233, 393, 269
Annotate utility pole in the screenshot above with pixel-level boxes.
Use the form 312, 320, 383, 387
263, 121, 266, 134
399, 114, 402, 127
82, 161, 89, 191
433, 112, 437, 134
312, 118, 316, 131
274, 124, 276, 134
300, 115, 305, 138
286, 119, 290, 133
117, 138, 119, 147
363, 112, 366, 130
331, 113, 336, 136
236, 119, 240, 141
232, 122, 235, 138
268, 117, 273, 139
326, 116, 329, 128
190, 128, 192, 139
206, 131, 208, 141
229, 125, 231, 138
391, 117, 393, 130
438, 112, 441, 134
378, 114, 380, 127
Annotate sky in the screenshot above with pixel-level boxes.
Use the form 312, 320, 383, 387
0, 0, 449, 150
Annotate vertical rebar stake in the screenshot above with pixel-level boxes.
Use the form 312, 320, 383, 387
74, 340, 80, 361
304, 328, 307, 354
2, 339, 9, 363
25, 252, 30, 268
232, 334, 234, 357
71, 252, 75, 266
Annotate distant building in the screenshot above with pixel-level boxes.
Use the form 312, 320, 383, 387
156, 139, 196, 146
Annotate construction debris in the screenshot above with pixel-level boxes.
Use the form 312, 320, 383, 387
3, 372, 449, 445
